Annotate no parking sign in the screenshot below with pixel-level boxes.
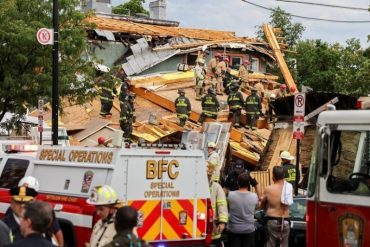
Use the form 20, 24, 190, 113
36, 28, 54, 45
293, 93, 305, 140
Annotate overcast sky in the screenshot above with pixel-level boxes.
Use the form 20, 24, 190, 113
111, 0, 370, 48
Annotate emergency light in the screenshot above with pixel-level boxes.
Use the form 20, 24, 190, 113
2, 144, 38, 153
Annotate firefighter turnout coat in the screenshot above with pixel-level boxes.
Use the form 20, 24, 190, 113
209, 181, 228, 240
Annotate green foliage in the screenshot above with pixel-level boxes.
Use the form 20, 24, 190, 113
0, 0, 96, 122
112, 0, 149, 16
295, 39, 370, 97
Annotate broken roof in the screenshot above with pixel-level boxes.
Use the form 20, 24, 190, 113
85, 16, 256, 42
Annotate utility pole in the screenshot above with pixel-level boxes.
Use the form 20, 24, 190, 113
52, 0, 59, 145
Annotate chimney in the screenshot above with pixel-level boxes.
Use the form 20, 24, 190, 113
81, 0, 112, 14
149, 0, 166, 20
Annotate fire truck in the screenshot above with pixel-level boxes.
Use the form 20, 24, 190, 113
306, 100, 370, 246
15, 144, 212, 247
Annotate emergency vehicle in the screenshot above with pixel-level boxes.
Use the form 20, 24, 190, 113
306, 100, 370, 246
26, 144, 212, 247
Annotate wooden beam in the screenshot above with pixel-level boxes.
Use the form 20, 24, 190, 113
263, 24, 297, 93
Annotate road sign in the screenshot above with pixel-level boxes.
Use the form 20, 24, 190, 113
293, 122, 305, 140
294, 93, 306, 121
293, 93, 306, 140
36, 28, 54, 45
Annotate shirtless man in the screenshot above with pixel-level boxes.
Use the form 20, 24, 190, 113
260, 166, 290, 247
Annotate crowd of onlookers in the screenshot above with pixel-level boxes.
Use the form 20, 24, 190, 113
0, 176, 147, 247
206, 140, 298, 247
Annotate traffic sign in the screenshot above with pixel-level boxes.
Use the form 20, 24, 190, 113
293, 93, 306, 139
36, 28, 54, 45
294, 93, 306, 122
293, 122, 305, 140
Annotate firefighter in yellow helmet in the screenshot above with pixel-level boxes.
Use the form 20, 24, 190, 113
86, 185, 120, 247
207, 163, 228, 247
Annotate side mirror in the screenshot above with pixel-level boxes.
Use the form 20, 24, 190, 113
318, 127, 328, 176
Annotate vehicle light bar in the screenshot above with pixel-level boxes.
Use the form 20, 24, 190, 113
3, 144, 38, 153
138, 143, 186, 150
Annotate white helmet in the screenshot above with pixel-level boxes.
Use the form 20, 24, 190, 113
197, 58, 205, 64
18, 176, 40, 192
86, 185, 118, 206
270, 93, 276, 99
208, 142, 217, 148
94, 63, 110, 73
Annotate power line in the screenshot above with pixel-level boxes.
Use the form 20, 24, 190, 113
276, 0, 369, 11
241, 0, 370, 23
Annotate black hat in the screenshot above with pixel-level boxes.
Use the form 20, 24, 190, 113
9, 186, 38, 202
178, 89, 185, 94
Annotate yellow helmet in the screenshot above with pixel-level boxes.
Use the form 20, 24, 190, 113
86, 185, 118, 206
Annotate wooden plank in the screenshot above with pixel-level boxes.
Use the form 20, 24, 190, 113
263, 24, 297, 93
267, 128, 293, 169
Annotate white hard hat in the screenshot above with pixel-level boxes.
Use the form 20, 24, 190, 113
86, 185, 118, 206
208, 142, 216, 148
280, 151, 295, 161
18, 176, 40, 192
197, 58, 205, 64
270, 93, 276, 99
94, 63, 110, 73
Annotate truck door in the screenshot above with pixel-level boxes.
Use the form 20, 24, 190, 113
316, 129, 370, 246
126, 151, 208, 243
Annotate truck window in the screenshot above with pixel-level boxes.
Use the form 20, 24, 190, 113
0, 158, 30, 188
326, 131, 370, 196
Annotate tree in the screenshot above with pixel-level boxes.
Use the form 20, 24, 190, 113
295, 40, 341, 92
112, 0, 149, 16
0, 0, 96, 122
334, 39, 369, 96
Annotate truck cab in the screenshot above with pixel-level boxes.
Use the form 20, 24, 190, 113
307, 110, 370, 247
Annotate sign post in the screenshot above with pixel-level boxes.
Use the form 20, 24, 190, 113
38, 99, 44, 145
293, 93, 305, 195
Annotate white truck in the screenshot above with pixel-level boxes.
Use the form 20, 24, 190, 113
22, 144, 212, 247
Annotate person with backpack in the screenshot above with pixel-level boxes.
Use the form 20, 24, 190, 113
104, 206, 149, 247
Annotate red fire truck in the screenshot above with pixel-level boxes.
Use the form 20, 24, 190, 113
306, 105, 370, 246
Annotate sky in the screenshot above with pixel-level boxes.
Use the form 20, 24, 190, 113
111, 0, 370, 48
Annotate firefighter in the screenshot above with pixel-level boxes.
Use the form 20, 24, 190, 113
104, 206, 149, 247
3, 176, 64, 246
120, 95, 134, 143
223, 68, 239, 95
86, 185, 120, 247
268, 93, 276, 123
207, 142, 221, 183
238, 60, 251, 88
275, 84, 289, 98
253, 79, 265, 98
227, 83, 244, 128
245, 88, 262, 130
207, 53, 224, 95
194, 58, 206, 100
95, 64, 116, 118
198, 88, 220, 124
207, 163, 228, 247
175, 89, 191, 127
216, 56, 227, 95
280, 151, 300, 191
